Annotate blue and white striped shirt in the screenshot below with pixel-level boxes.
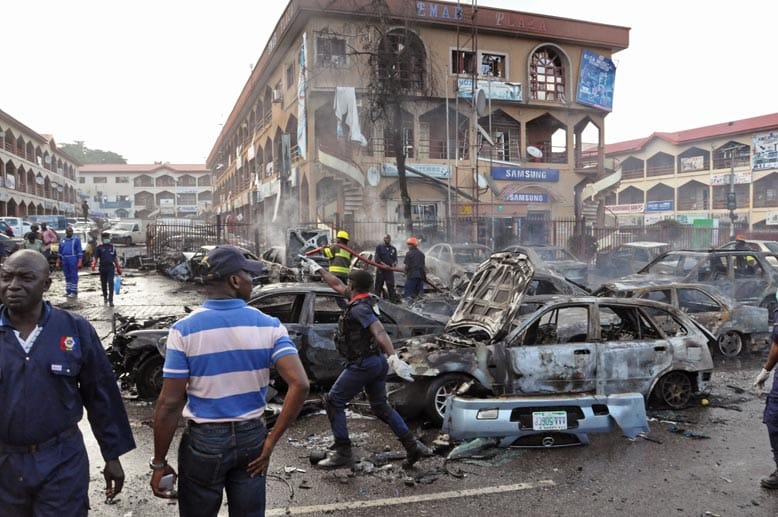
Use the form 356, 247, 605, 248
163, 298, 298, 423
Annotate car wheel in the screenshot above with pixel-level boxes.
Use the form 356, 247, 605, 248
424, 373, 470, 426
760, 296, 777, 325
135, 354, 164, 400
717, 331, 743, 357
656, 371, 693, 409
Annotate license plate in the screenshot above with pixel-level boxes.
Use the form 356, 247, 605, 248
532, 411, 567, 430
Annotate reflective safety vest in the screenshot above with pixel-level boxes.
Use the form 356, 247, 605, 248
324, 245, 352, 276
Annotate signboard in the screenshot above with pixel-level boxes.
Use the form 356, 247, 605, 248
456, 78, 522, 101
576, 50, 616, 111
767, 211, 778, 226
606, 203, 644, 214
710, 171, 751, 185
505, 192, 548, 203
644, 214, 674, 225
645, 200, 673, 212
381, 163, 450, 178
676, 213, 709, 225
159, 198, 174, 206
753, 132, 778, 171
680, 155, 704, 172
491, 166, 559, 182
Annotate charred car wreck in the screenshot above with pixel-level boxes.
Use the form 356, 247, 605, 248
392, 251, 715, 445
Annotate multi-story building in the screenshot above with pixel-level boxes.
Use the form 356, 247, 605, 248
0, 109, 81, 217
602, 113, 778, 232
78, 163, 213, 219
207, 0, 629, 246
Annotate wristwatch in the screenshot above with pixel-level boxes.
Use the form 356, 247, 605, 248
149, 457, 167, 470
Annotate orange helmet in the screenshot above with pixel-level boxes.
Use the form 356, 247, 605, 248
406, 237, 418, 246
736, 234, 746, 241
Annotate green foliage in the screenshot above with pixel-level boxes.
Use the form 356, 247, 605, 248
60, 141, 127, 165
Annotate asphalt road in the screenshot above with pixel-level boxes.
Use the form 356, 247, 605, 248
44, 262, 778, 516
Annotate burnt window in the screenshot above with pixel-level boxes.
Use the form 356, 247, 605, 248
481, 52, 506, 78
451, 50, 475, 74
530, 47, 566, 102
316, 36, 347, 66
376, 29, 426, 92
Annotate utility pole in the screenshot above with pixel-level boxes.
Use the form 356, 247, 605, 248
726, 148, 738, 239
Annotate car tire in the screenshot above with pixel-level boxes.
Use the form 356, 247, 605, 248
655, 371, 693, 409
717, 331, 743, 357
135, 354, 164, 400
760, 296, 777, 325
424, 373, 470, 426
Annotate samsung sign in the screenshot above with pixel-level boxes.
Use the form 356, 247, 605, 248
505, 192, 548, 203
491, 166, 559, 182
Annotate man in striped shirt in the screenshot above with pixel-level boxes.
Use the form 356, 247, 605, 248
150, 245, 309, 516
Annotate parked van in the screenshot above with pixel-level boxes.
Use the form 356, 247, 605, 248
0, 217, 32, 237
106, 219, 147, 245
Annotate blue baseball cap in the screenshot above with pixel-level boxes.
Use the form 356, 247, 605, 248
201, 245, 265, 280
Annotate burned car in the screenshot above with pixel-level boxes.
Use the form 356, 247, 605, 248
503, 244, 589, 286
595, 241, 671, 278
596, 281, 770, 357
185, 245, 269, 285
425, 242, 492, 294
122, 283, 446, 398
393, 251, 716, 425
603, 249, 778, 318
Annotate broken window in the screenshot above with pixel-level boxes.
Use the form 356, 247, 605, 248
376, 29, 426, 91
250, 293, 301, 323
640, 306, 688, 337
523, 306, 589, 345
677, 288, 720, 314
599, 305, 661, 341
451, 50, 476, 74
481, 52, 506, 78
529, 46, 566, 102
316, 36, 347, 66
313, 294, 344, 324
640, 289, 672, 305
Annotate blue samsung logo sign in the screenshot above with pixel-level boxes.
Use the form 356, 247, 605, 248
491, 166, 559, 182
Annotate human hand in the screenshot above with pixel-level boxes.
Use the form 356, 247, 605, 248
150, 464, 178, 499
246, 440, 274, 477
116, 265, 122, 275
755, 368, 772, 389
91, 261, 96, 271
298, 255, 323, 274
77, 259, 83, 269
55, 259, 61, 269
387, 354, 414, 382
103, 459, 126, 501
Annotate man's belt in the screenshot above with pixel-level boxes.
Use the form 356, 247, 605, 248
0, 426, 79, 454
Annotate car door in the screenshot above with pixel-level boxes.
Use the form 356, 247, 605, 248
248, 291, 309, 365
732, 253, 769, 305
675, 287, 724, 336
596, 303, 673, 397
507, 304, 598, 394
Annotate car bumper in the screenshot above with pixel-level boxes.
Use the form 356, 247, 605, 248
442, 392, 649, 447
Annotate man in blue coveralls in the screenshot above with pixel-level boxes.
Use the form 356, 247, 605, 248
92, 231, 122, 307
0, 250, 135, 515
56, 226, 83, 297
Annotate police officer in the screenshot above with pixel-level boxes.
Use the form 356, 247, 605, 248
92, 232, 123, 306
374, 234, 398, 301
300, 256, 430, 469
0, 250, 135, 514
323, 230, 353, 285
56, 226, 83, 297
755, 298, 778, 489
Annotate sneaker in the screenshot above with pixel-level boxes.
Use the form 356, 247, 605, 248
762, 469, 778, 489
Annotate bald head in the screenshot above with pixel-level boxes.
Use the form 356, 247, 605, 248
6, 249, 50, 275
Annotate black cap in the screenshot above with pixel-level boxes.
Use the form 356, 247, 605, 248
201, 245, 265, 280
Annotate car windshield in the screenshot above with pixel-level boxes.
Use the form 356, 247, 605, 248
113, 223, 134, 231
764, 242, 778, 254
453, 247, 490, 263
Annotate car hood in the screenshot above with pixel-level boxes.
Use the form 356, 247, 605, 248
445, 251, 534, 340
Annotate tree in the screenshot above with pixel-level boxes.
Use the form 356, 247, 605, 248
60, 141, 127, 164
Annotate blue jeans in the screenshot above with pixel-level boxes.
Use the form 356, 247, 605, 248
404, 277, 423, 299
327, 354, 409, 444
177, 419, 267, 517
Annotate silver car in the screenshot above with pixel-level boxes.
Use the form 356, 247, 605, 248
424, 242, 492, 294
393, 251, 716, 425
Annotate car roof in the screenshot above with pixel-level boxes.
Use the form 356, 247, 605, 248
620, 241, 669, 248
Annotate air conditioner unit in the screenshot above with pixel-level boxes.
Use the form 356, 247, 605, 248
272, 89, 283, 103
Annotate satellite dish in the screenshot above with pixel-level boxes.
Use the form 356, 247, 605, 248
474, 88, 488, 117
527, 146, 543, 159
366, 166, 380, 187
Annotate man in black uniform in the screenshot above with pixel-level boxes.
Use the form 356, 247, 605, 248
300, 256, 430, 469
374, 234, 397, 301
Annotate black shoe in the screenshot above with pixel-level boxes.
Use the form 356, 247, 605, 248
399, 432, 433, 469
109, 301, 114, 307
103, 298, 108, 305
316, 444, 353, 469
762, 469, 778, 489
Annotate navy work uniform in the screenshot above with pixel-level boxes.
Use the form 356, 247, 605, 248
374, 240, 397, 300
765, 321, 778, 466
93, 240, 120, 305
0, 303, 135, 515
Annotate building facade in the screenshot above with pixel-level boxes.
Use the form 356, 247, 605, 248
78, 163, 213, 219
0, 109, 81, 217
602, 113, 778, 232
208, 0, 629, 246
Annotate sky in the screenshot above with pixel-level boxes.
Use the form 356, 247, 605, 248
3, 0, 777, 164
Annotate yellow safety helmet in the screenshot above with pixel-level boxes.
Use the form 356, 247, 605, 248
336, 230, 350, 240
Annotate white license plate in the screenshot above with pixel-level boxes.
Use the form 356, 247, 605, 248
532, 411, 568, 430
